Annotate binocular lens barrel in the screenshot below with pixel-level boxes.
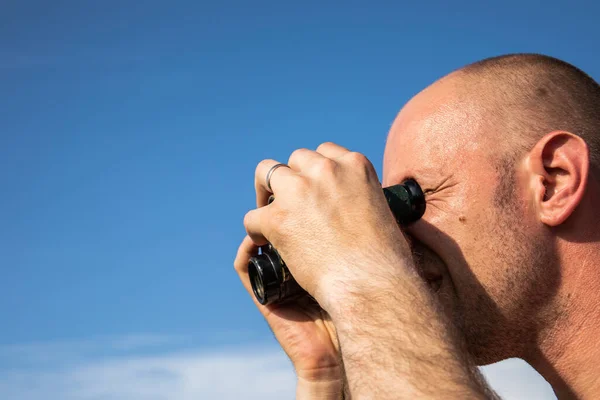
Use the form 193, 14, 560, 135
248, 179, 425, 305
248, 244, 304, 305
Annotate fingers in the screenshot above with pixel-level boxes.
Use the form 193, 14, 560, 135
243, 206, 270, 246
233, 235, 270, 310
287, 148, 328, 171
288, 142, 351, 172
255, 143, 349, 208
254, 159, 295, 207
250, 142, 354, 243
315, 142, 350, 159
234, 235, 257, 276
288, 147, 344, 182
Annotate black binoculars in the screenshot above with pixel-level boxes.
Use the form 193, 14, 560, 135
248, 179, 426, 305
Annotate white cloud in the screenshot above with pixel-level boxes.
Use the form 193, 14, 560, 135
482, 358, 556, 399
0, 336, 296, 400
0, 336, 556, 400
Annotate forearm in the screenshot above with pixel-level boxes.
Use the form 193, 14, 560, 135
327, 267, 495, 399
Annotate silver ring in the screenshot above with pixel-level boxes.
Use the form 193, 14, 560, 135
266, 163, 288, 192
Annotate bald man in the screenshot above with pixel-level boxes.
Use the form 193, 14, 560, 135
235, 53, 600, 399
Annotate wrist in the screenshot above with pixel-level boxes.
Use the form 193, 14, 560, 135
295, 362, 343, 384
296, 375, 344, 400
319, 258, 424, 324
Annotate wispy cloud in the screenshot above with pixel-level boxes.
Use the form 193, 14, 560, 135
482, 358, 556, 399
0, 335, 555, 399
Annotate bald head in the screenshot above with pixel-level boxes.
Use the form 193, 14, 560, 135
453, 53, 600, 177
383, 54, 600, 366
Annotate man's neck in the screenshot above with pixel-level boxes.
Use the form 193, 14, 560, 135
526, 243, 600, 399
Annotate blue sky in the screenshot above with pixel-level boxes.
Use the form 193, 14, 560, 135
0, 0, 596, 398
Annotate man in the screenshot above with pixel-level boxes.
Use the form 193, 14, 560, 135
234, 53, 600, 399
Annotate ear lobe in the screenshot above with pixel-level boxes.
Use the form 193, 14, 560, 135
527, 131, 590, 226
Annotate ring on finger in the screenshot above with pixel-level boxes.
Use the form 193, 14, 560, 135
265, 163, 288, 193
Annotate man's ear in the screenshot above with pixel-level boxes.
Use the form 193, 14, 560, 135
526, 131, 590, 226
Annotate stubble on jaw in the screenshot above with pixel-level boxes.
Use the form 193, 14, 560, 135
452, 155, 560, 365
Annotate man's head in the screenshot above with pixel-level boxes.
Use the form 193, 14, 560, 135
382, 53, 600, 365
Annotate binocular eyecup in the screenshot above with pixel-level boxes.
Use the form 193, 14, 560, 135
248, 179, 426, 305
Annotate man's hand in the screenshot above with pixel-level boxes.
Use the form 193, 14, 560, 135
243, 142, 411, 313
235, 244, 343, 396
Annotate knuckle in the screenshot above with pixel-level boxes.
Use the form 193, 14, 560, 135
242, 210, 254, 230
255, 159, 272, 176
345, 151, 369, 166
316, 141, 335, 152
344, 152, 375, 175
288, 148, 310, 164
313, 157, 337, 175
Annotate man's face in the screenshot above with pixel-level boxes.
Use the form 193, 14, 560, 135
382, 78, 556, 365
